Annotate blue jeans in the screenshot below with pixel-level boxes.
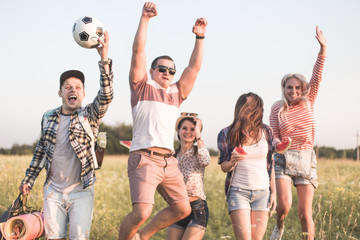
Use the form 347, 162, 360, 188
43, 184, 94, 240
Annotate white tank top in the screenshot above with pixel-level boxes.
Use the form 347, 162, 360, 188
231, 133, 269, 190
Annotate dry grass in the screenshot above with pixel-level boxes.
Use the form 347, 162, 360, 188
0, 155, 359, 239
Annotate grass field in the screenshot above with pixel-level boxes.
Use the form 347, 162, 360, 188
0, 155, 359, 239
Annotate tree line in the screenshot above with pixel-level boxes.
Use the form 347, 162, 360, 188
0, 122, 357, 160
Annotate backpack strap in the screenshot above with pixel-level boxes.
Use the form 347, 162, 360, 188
41, 109, 55, 132
262, 124, 273, 149
42, 109, 100, 170
78, 113, 99, 169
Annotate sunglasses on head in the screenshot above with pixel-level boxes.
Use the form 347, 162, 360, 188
153, 65, 176, 75
181, 112, 198, 117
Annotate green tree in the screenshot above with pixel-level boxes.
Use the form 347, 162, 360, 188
99, 122, 133, 154
9, 144, 34, 155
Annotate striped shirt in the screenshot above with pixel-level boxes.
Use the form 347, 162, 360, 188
21, 60, 114, 190
269, 55, 326, 151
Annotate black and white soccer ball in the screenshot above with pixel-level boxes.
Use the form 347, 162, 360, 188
72, 16, 105, 49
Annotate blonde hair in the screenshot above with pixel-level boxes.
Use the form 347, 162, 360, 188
278, 73, 310, 120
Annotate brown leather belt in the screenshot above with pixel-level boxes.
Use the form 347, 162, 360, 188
142, 149, 172, 158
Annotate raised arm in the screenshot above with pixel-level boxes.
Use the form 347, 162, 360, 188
96, 30, 110, 75
130, 2, 158, 84
193, 118, 210, 167
178, 18, 208, 99
308, 26, 327, 103
315, 26, 327, 57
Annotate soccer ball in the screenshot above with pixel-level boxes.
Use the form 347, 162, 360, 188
72, 16, 105, 49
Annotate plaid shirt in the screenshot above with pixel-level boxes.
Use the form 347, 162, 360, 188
217, 124, 274, 199
21, 60, 114, 190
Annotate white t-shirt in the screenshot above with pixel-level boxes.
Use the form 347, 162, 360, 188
49, 114, 82, 193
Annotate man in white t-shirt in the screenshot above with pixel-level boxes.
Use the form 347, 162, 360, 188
118, 3, 207, 240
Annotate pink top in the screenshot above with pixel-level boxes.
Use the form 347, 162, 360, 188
177, 147, 210, 200
270, 55, 326, 150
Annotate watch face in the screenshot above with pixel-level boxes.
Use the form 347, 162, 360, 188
102, 59, 110, 65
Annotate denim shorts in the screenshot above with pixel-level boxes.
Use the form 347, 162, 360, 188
227, 187, 270, 213
43, 183, 94, 240
170, 199, 209, 230
274, 152, 318, 188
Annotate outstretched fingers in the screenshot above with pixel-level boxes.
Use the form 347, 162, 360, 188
98, 30, 108, 46
315, 26, 327, 48
96, 30, 109, 58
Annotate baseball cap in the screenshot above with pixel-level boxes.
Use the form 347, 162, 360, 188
59, 70, 85, 89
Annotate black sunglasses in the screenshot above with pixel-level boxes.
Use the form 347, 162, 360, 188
153, 65, 176, 75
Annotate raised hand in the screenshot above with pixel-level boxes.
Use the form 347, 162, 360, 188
142, 2, 158, 19
192, 17, 208, 37
97, 30, 109, 61
315, 26, 327, 55
194, 118, 203, 137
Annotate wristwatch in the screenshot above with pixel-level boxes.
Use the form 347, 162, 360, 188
101, 59, 111, 65
195, 137, 203, 142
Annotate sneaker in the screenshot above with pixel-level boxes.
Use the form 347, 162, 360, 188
270, 225, 284, 240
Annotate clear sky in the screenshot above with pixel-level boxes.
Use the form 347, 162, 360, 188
1, 0, 360, 150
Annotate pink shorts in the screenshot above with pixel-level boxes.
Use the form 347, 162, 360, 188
128, 150, 189, 205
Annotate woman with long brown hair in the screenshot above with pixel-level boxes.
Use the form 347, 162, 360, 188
217, 93, 276, 240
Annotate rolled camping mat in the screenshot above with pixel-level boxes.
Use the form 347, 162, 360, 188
2, 212, 44, 240
0, 194, 23, 239
0, 194, 40, 240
